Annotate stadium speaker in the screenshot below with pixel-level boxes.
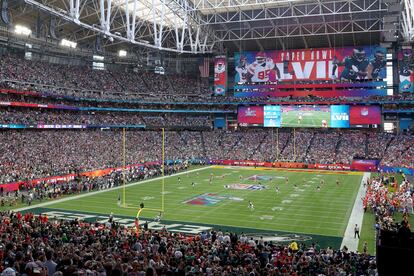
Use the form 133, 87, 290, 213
383, 16, 399, 24
387, 3, 402, 13
49, 17, 58, 40
1, 0, 10, 25
382, 31, 398, 42
95, 36, 103, 53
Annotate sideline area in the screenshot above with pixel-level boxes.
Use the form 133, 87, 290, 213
341, 172, 370, 252
14, 166, 212, 213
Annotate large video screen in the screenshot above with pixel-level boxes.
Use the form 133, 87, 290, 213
239, 105, 379, 128
330, 105, 350, 128
398, 48, 414, 93
237, 106, 264, 126
264, 105, 281, 127
350, 106, 381, 125
281, 105, 331, 128
234, 46, 387, 98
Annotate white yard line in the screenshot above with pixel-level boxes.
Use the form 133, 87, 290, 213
341, 172, 370, 252
13, 166, 212, 212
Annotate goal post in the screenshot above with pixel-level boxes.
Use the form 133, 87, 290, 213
121, 128, 166, 215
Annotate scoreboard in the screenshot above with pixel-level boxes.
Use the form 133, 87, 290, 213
238, 105, 381, 128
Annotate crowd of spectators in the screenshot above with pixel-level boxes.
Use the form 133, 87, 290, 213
335, 132, 367, 164
0, 54, 207, 102
1, 129, 413, 184
0, 108, 212, 128
0, 163, 188, 207
2, 53, 414, 104
279, 131, 313, 162
0, 209, 378, 276
380, 134, 414, 168
362, 173, 413, 248
306, 132, 341, 164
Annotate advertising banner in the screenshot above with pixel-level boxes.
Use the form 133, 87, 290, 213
214, 55, 227, 95
234, 46, 387, 97
0, 163, 149, 192
351, 159, 380, 171
208, 159, 352, 171
379, 166, 414, 175
398, 48, 414, 93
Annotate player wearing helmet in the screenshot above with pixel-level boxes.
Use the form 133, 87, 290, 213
367, 48, 386, 79
255, 52, 266, 65
246, 52, 279, 82
215, 61, 225, 75
399, 50, 414, 92
340, 48, 369, 80
235, 55, 249, 84
332, 48, 369, 81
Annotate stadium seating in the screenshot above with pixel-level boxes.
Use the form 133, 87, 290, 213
0, 210, 378, 275
0, 107, 212, 128
0, 129, 413, 184
2, 53, 414, 103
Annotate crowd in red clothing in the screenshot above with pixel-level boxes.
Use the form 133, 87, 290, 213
362, 174, 414, 231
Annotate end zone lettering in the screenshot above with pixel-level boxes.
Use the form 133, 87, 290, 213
39, 211, 211, 234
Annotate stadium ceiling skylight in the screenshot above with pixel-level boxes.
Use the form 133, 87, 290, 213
113, 0, 185, 29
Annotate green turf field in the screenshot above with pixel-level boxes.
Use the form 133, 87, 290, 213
28, 166, 363, 248
281, 110, 331, 128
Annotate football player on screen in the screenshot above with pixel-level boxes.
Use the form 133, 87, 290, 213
332, 48, 369, 81
214, 61, 226, 81
367, 48, 386, 80
246, 52, 280, 83
399, 50, 414, 92
235, 55, 249, 84
297, 113, 303, 125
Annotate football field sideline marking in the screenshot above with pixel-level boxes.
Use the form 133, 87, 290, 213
13, 166, 213, 213
340, 172, 370, 252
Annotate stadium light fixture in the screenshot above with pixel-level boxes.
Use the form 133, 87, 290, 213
119, 50, 127, 57
60, 39, 77, 49
14, 25, 32, 36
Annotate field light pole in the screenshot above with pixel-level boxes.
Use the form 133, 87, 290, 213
122, 128, 126, 208
276, 128, 279, 161
162, 128, 165, 213
293, 128, 296, 161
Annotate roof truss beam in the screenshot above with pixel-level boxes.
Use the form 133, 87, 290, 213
200, 0, 386, 25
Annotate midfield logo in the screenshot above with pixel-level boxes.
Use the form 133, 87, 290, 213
247, 175, 273, 181
224, 184, 268, 190
183, 193, 244, 206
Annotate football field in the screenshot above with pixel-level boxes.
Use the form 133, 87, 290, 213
24, 166, 363, 248
281, 110, 331, 128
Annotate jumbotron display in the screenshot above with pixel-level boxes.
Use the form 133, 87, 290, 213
234, 46, 387, 98
238, 105, 381, 128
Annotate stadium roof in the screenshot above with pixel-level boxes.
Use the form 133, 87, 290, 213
3, 0, 405, 54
